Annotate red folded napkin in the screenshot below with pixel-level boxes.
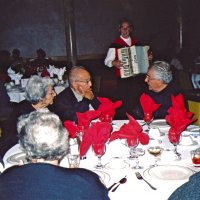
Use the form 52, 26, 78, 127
63, 110, 101, 138
80, 122, 112, 157
76, 110, 101, 128
97, 97, 122, 122
165, 93, 196, 143
63, 120, 79, 138
140, 93, 161, 120
109, 113, 149, 146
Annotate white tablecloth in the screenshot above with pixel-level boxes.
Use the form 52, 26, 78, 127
2, 120, 200, 200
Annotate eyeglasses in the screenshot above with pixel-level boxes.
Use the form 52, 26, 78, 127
145, 74, 157, 81
75, 78, 91, 84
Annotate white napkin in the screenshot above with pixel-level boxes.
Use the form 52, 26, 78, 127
8, 70, 23, 85
48, 65, 66, 80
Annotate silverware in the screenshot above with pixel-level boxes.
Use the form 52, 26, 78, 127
111, 176, 127, 192
135, 172, 157, 190
108, 176, 127, 191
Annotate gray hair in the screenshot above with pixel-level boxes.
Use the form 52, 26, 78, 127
17, 109, 69, 161
25, 75, 54, 104
68, 66, 87, 84
150, 61, 172, 84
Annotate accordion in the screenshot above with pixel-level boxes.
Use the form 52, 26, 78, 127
118, 46, 149, 78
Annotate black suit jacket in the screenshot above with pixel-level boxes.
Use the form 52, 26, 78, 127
49, 87, 100, 123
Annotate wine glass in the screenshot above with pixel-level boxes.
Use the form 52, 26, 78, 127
92, 143, 106, 169
127, 138, 139, 160
144, 113, 153, 132
169, 132, 182, 160
147, 139, 163, 167
131, 148, 145, 169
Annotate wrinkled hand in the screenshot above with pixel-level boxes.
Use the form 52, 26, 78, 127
78, 86, 94, 100
112, 60, 122, 69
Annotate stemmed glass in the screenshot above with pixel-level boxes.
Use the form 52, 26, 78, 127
147, 139, 163, 167
127, 138, 139, 160
100, 114, 113, 124
171, 141, 181, 160
169, 132, 182, 160
131, 148, 145, 169
144, 113, 153, 132
92, 143, 106, 169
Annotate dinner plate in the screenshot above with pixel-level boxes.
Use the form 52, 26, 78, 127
104, 158, 130, 170
7, 152, 27, 164
151, 119, 169, 128
183, 126, 200, 136
92, 170, 111, 185
143, 165, 194, 180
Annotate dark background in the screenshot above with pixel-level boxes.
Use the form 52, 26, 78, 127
0, 0, 199, 60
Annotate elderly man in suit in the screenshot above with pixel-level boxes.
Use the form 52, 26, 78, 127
49, 66, 100, 122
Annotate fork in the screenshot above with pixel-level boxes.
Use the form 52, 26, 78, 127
135, 172, 157, 190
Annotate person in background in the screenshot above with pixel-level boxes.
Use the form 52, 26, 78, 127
131, 61, 187, 119
31, 48, 52, 75
104, 19, 138, 78
0, 110, 109, 200
0, 81, 13, 157
49, 66, 100, 122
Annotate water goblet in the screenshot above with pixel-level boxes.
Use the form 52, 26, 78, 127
92, 143, 106, 169
169, 132, 182, 160
144, 113, 153, 132
127, 138, 139, 160
131, 148, 145, 169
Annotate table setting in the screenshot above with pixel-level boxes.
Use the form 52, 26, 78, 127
2, 95, 200, 200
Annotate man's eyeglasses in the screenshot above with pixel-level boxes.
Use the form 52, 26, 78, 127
75, 78, 91, 84
145, 74, 157, 81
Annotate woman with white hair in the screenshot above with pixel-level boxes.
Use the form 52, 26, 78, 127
4, 75, 56, 155
0, 110, 109, 200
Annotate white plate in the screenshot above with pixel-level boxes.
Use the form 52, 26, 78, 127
92, 170, 111, 185
151, 119, 169, 128
7, 152, 27, 164
104, 159, 130, 170
143, 165, 194, 180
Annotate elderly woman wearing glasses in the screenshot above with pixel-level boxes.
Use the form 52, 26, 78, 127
5, 75, 56, 151
132, 61, 187, 119
49, 66, 100, 122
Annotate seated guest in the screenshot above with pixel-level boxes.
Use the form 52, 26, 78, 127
49, 66, 100, 122
3, 75, 56, 156
0, 110, 109, 200
168, 172, 200, 200
14, 75, 56, 116
131, 61, 187, 119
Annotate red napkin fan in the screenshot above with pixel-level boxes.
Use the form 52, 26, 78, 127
140, 93, 161, 119
97, 97, 122, 122
80, 122, 112, 157
63, 120, 79, 138
165, 93, 196, 143
109, 113, 149, 146
76, 110, 101, 128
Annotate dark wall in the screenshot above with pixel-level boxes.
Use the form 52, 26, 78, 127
0, 0, 199, 59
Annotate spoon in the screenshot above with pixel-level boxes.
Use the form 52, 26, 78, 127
108, 176, 127, 191
111, 177, 127, 192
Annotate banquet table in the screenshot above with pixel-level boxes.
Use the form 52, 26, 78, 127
2, 120, 200, 200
